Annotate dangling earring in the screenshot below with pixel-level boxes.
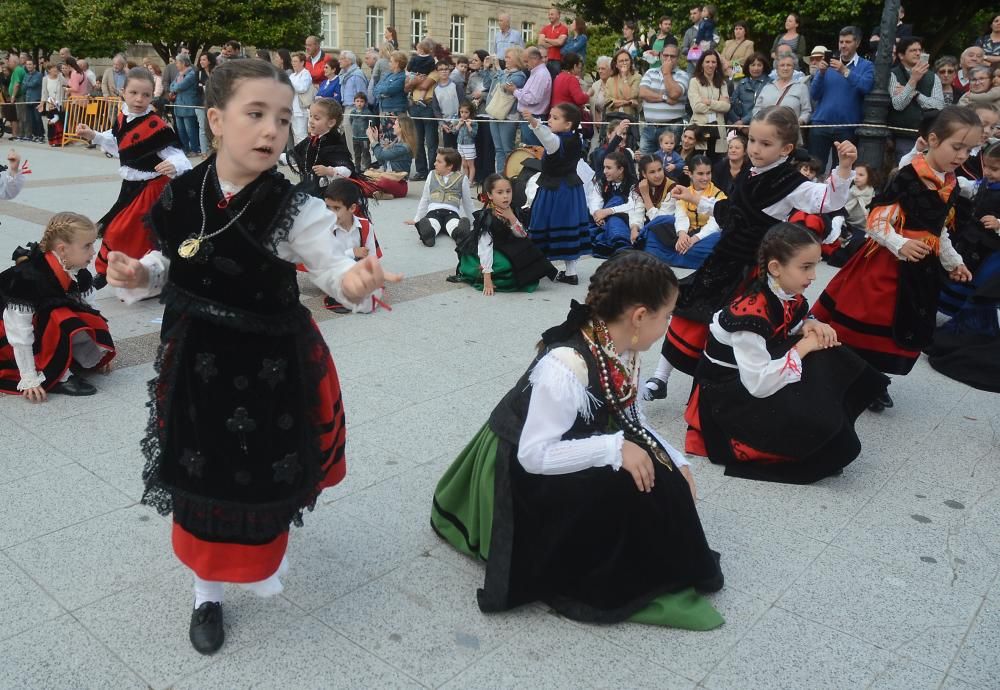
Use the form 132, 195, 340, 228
56, 253, 71, 271
631, 332, 640, 347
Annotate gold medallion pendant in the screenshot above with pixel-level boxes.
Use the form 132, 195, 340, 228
178, 237, 202, 259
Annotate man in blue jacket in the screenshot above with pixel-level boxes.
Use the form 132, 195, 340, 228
808, 26, 874, 171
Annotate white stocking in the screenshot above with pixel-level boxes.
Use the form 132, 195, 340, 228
563, 259, 579, 276
193, 575, 224, 609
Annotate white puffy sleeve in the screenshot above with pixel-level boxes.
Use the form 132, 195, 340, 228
784, 170, 854, 215
91, 129, 118, 156
157, 147, 192, 177
0, 170, 25, 200
478, 233, 495, 274
730, 330, 803, 398
115, 251, 169, 304
276, 196, 363, 309
2, 306, 45, 390
517, 347, 624, 475
938, 227, 964, 271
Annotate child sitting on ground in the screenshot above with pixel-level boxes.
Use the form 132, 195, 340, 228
408, 147, 476, 247
322, 179, 387, 314
0, 212, 115, 400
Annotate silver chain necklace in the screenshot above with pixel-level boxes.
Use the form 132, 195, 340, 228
177, 165, 253, 260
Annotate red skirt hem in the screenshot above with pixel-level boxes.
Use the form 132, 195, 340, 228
95, 176, 169, 275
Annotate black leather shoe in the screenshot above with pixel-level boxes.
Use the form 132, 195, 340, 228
323, 296, 352, 314
50, 375, 97, 396
555, 271, 579, 286
418, 226, 436, 247
189, 602, 224, 655
643, 377, 668, 401
445, 273, 463, 283
878, 390, 894, 409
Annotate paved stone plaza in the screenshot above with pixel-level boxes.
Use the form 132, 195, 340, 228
0, 141, 998, 689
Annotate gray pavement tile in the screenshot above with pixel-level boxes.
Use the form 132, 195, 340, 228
0, 382, 122, 425
333, 463, 443, 551
0, 551, 63, 642
75, 566, 307, 690
440, 614, 696, 689
893, 414, 1000, 496
696, 504, 826, 602
940, 674, 985, 689
948, 598, 1000, 689
315, 555, 543, 687
703, 607, 923, 690
321, 435, 418, 502
280, 504, 420, 612
776, 546, 981, 673
595, 587, 771, 683
0, 419, 75, 485
6, 505, 175, 610
700, 469, 880, 544
171, 615, 422, 689
867, 657, 947, 689
0, 462, 131, 548
76, 445, 147, 502
34, 398, 149, 457
0, 614, 146, 690
830, 493, 1000, 598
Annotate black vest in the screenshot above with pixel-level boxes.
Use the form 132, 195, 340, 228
887, 64, 936, 132
112, 111, 182, 173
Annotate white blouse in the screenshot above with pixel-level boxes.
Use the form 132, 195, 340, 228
91, 104, 192, 182
0, 170, 24, 200
117, 189, 363, 310
517, 347, 690, 475
705, 281, 805, 399
633, 189, 677, 222
696, 156, 854, 219
413, 172, 476, 222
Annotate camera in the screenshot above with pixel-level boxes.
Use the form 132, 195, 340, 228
824, 50, 835, 64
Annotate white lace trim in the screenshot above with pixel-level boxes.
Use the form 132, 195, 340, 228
528, 352, 600, 423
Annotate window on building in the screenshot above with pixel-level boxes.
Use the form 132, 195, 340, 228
450, 15, 466, 54
320, 3, 339, 48
366, 6, 386, 49
521, 22, 534, 45
487, 19, 500, 52
411, 11, 429, 50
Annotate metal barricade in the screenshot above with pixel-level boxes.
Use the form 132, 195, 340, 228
61, 97, 121, 146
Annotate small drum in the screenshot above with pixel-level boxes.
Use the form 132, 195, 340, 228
504, 145, 544, 179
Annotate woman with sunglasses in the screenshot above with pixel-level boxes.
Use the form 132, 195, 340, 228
934, 56, 959, 105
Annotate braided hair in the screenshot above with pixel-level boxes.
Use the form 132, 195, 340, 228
39, 212, 96, 253
754, 222, 819, 289
585, 251, 679, 322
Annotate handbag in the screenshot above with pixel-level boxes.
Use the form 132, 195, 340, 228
687, 45, 703, 63
297, 83, 317, 109
485, 82, 516, 120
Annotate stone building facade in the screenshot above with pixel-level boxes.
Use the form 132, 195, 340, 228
321, 0, 556, 55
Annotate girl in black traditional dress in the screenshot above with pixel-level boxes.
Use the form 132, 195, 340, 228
106, 60, 397, 656
686, 223, 888, 483
452, 173, 557, 295
432, 251, 725, 629
0, 212, 115, 401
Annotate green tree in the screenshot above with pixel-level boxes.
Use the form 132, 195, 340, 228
65, 0, 321, 63
0, 0, 122, 61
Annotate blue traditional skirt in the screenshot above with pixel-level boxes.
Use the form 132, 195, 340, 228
641, 215, 721, 270
591, 194, 634, 258
529, 181, 592, 262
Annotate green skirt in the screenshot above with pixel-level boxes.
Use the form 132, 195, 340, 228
430, 424, 725, 630
458, 251, 539, 293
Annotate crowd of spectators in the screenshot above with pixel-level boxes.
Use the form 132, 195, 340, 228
2, 7, 999, 178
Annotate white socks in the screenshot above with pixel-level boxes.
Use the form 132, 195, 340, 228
193, 576, 224, 609
192, 555, 290, 607
650, 355, 673, 384
563, 259, 578, 276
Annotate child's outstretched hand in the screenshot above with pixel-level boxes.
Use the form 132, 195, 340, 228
154, 160, 177, 177
802, 320, 840, 348
75, 123, 96, 142
949, 264, 972, 283
621, 440, 655, 493
106, 251, 149, 290
23, 386, 47, 403
6, 148, 20, 174
341, 255, 402, 304
671, 185, 698, 204
833, 140, 857, 170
